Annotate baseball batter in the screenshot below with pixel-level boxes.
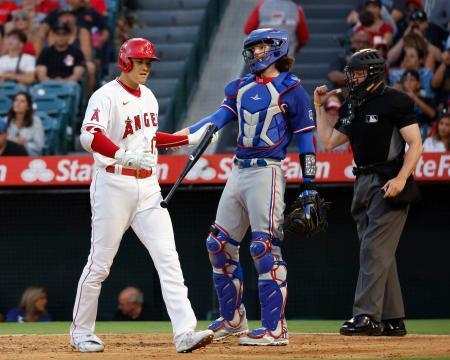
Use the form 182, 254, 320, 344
177, 29, 323, 346
69, 38, 214, 353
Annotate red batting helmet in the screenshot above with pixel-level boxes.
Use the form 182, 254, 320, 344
118, 38, 159, 73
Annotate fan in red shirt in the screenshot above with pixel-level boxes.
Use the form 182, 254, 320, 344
354, 0, 393, 47
243, 0, 309, 54
0, 1, 18, 24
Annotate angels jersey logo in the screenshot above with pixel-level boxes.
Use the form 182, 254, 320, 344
122, 112, 158, 138
91, 108, 100, 122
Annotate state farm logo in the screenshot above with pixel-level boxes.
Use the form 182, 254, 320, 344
21, 159, 54, 182
185, 157, 217, 181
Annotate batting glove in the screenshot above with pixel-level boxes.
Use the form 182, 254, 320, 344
187, 123, 219, 146
114, 148, 156, 170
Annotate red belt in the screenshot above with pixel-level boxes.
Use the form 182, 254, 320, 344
105, 166, 152, 179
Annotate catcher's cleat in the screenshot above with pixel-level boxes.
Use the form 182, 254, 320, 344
208, 304, 248, 340
175, 329, 214, 353
239, 327, 288, 346
340, 315, 382, 336
70, 334, 105, 353
239, 320, 288, 346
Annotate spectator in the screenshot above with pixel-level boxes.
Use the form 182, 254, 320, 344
0, 0, 18, 24
37, 0, 110, 74
389, 45, 434, 97
398, 70, 436, 139
431, 41, 450, 108
113, 287, 153, 321
0, 312, 4, 322
6, 287, 51, 322
4, 10, 37, 55
315, 94, 349, 153
47, 9, 95, 93
328, 31, 372, 89
423, 111, 450, 152
0, 29, 35, 85
353, 0, 394, 48
428, 0, 450, 32
0, 118, 28, 156
388, 32, 435, 69
6, 91, 44, 156
347, 0, 397, 35
36, 22, 85, 107
17, 0, 47, 30
243, 0, 309, 54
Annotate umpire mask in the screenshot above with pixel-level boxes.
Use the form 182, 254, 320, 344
344, 48, 385, 104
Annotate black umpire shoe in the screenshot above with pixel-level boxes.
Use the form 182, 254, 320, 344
339, 314, 383, 336
381, 319, 407, 336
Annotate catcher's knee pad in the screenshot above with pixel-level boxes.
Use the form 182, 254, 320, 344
250, 232, 287, 331
206, 224, 243, 321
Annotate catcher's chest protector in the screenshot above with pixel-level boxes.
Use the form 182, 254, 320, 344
236, 76, 289, 149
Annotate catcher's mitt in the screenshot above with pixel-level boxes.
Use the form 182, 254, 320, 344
284, 190, 330, 237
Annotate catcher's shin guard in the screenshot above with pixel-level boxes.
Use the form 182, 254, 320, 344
249, 232, 287, 331
206, 224, 243, 321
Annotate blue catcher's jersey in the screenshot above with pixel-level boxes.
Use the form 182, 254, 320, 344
222, 72, 314, 160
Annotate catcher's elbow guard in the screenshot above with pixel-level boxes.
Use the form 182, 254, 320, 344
80, 129, 95, 153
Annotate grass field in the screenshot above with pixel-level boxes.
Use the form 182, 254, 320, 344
1, 319, 449, 335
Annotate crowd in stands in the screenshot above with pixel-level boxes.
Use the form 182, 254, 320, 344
328, 0, 450, 153
0, 0, 448, 156
0, 0, 112, 156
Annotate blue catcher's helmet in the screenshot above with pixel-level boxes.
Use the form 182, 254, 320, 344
243, 28, 289, 74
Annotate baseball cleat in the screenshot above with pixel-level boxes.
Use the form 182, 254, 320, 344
208, 317, 248, 340
175, 329, 214, 353
70, 334, 105, 352
239, 327, 289, 346
208, 304, 248, 340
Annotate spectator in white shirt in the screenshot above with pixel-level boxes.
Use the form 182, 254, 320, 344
6, 91, 44, 156
423, 111, 450, 152
0, 29, 35, 85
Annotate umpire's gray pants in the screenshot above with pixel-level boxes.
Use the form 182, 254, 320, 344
351, 173, 409, 322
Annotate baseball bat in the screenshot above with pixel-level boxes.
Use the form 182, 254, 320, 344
160, 123, 218, 208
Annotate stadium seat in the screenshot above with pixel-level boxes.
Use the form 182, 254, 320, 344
33, 96, 69, 153
37, 112, 60, 155
0, 96, 12, 116
155, 44, 193, 61
158, 97, 171, 115
0, 82, 27, 100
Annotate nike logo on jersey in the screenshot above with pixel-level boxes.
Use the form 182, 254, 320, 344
250, 93, 262, 101
365, 114, 379, 123
123, 101, 130, 106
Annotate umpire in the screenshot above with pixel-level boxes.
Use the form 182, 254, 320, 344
314, 49, 423, 336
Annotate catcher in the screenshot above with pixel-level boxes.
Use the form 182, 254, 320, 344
176, 28, 328, 345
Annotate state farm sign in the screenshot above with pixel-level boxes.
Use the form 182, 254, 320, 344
0, 153, 448, 186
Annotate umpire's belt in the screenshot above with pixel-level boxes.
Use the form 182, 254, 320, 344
105, 165, 153, 179
233, 157, 280, 169
352, 158, 403, 176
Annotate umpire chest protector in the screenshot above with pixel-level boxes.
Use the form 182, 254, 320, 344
236, 72, 298, 149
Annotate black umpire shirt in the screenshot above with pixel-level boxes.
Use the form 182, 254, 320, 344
335, 86, 417, 166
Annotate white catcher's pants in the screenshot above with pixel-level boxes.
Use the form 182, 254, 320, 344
70, 169, 197, 343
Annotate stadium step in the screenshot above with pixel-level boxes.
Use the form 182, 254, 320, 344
293, 63, 330, 80
131, 26, 199, 44
132, 0, 209, 10
302, 4, 353, 18
307, 19, 349, 34
135, 9, 205, 27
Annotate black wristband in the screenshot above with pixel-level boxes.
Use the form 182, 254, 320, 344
300, 153, 316, 178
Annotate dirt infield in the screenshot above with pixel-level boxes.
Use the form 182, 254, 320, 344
0, 333, 449, 359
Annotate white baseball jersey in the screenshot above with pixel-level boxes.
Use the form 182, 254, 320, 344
82, 79, 159, 168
